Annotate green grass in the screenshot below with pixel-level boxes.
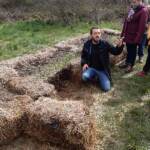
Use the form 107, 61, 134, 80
99, 61, 150, 150
1, 19, 149, 150
30, 49, 150, 150
0, 20, 121, 60
100, 20, 122, 30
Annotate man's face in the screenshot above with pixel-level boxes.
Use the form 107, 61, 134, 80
91, 29, 101, 43
131, 0, 141, 7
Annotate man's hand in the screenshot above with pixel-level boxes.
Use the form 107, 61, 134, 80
82, 64, 89, 71
116, 37, 125, 47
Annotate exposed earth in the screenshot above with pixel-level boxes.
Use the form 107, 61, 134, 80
0, 29, 149, 150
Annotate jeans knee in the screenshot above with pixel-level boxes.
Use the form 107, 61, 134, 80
82, 72, 90, 81
100, 81, 111, 92
102, 86, 111, 92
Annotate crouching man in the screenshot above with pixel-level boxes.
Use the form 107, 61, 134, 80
81, 27, 124, 92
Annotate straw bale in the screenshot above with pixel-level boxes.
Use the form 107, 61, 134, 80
0, 95, 33, 145
25, 97, 95, 150
6, 76, 55, 99
0, 66, 18, 85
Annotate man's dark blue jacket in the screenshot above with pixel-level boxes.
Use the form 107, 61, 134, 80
81, 39, 124, 81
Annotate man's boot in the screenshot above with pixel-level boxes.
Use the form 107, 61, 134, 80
138, 57, 143, 63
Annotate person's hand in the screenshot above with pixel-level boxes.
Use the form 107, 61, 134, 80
116, 37, 125, 47
82, 64, 89, 71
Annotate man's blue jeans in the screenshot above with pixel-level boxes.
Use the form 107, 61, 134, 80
138, 33, 147, 57
82, 67, 111, 92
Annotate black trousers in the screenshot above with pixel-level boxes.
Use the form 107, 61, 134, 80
126, 43, 138, 67
143, 46, 150, 73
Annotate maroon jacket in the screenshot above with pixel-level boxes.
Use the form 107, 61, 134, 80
121, 5, 148, 44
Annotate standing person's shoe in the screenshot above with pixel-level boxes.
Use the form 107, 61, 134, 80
138, 57, 143, 63
119, 63, 128, 69
136, 71, 147, 77
125, 65, 133, 73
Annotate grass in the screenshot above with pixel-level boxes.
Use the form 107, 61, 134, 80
33, 52, 79, 80
0, 20, 121, 60
1, 19, 149, 149
91, 53, 150, 150
106, 64, 150, 150
30, 50, 150, 150
12, 28, 148, 149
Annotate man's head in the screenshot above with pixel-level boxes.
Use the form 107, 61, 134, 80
130, 0, 142, 8
90, 27, 101, 44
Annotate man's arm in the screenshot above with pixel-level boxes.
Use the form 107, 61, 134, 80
106, 39, 124, 55
81, 43, 89, 67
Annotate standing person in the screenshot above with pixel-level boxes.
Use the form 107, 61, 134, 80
137, 19, 150, 77
120, 0, 148, 73
81, 27, 124, 92
137, 31, 147, 63
137, 4, 150, 63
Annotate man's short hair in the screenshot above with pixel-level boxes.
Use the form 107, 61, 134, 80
90, 27, 100, 35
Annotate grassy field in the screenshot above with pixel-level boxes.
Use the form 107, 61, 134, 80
102, 63, 150, 150
0, 20, 121, 60
30, 49, 150, 150
40, 56, 150, 150
0, 19, 149, 150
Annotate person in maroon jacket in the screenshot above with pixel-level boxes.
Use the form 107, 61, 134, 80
120, 0, 148, 73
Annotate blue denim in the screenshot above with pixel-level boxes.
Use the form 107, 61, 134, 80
138, 33, 147, 57
82, 67, 111, 92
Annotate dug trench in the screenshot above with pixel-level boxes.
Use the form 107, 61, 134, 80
0, 29, 127, 150
47, 59, 98, 107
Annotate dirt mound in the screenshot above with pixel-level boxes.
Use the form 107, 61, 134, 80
0, 66, 19, 85
0, 136, 64, 150
5, 76, 56, 99
110, 49, 127, 65
14, 47, 57, 69
0, 66, 19, 102
0, 83, 16, 102
0, 95, 33, 145
54, 34, 88, 52
25, 97, 96, 150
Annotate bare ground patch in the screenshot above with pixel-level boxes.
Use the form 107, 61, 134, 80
0, 29, 137, 150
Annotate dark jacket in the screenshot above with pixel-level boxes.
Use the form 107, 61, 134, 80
121, 5, 148, 44
81, 39, 124, 81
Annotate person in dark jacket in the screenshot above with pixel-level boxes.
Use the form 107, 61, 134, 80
137, 18, 150, 77
120, 0, 148, 73
137, 4, 150, 63
81, 27, 124, 92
